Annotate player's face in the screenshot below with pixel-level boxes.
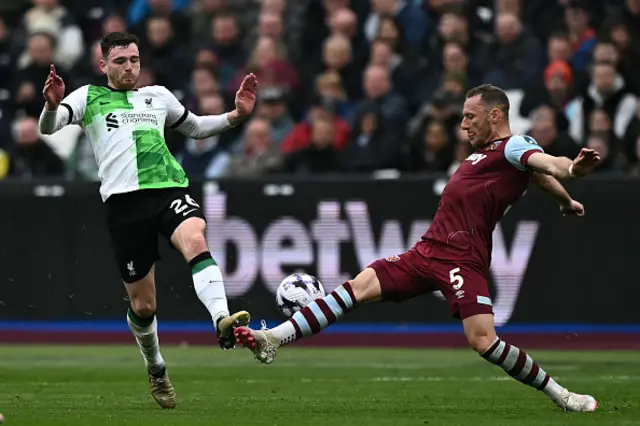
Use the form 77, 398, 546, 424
461, 95, 494, 148
100, 43, 141, 90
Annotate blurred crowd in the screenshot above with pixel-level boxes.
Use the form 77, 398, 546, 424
0, 0, 640, 181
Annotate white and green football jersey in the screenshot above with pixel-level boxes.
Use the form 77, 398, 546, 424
60, 85, 190, 202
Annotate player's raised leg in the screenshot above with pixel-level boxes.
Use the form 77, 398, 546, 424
125, 265, 176, 409
170, 216, 250, 349
235, 267, 384, 363
464, 313, 597, 412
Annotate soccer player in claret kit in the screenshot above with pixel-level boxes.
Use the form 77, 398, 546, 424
38, 32, 258, 408
235, 85, 602, 412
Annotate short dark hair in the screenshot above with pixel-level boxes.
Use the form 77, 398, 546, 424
100, 32, 139, 58
466, 84, 510, 117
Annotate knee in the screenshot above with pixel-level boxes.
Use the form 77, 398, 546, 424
466, 330, 497, 354
349, 268, 382, 303
185, 232, 208, 259
131, 298, 156, 318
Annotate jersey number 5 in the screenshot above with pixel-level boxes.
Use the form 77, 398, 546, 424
170, 194, 200, 216
449, 267, 464, 290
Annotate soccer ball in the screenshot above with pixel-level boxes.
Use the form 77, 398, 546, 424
276, 273, 326, 317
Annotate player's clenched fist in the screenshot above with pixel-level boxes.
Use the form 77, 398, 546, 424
43, 64, 65, 111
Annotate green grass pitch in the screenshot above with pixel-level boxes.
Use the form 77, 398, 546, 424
0, 345, 638, 425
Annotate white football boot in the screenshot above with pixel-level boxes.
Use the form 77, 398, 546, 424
555, 389, 598, 412
234, 323, 280, 364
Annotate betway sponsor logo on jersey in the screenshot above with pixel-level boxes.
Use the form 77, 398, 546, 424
120, 112, 159, 126
203, 190, 540, 326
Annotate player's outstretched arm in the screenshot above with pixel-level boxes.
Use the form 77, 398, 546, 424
39, 64, 69, 134
532, 172, 585, 217
166, 74, 257, 139
526, 148, 601, 180
38, 65, 87, 135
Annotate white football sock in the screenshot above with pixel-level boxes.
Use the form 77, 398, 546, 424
192, 257, 229, 328
127, 311, 165, 374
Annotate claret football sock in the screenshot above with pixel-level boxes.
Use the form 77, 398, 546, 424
270, 282, 357, 346
480, 337, 564, 400
190, 252, 229, 328
127, 307, 165, 375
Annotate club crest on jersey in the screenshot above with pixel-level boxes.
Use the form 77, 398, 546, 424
466, 153, 487, 165
488, 141, 503, 151
386, 255, 401, 262
145, 98, 153, 108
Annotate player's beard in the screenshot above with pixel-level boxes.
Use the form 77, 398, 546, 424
469, 119, 493, 148
109, 70, 138, 90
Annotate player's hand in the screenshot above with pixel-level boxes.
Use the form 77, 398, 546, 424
560, 199, 584, 217
43, 64, 65, 111
570, 148, 600, 177
234, 73, 257, 118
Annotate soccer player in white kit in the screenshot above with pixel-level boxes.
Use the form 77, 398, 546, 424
38, 32, 258, 409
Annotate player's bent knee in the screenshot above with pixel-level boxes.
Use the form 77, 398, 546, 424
349, 268, 383, 303
463, 313, 497, 353
467, 334, 496, 354
185, 233, 208, 258
131, 298, 156, 318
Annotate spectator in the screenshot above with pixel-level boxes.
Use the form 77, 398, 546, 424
585, 131, 626, 173
182, 65, 220, 114
14, 33, 70, 119
228, 36, 299, 100
602, 21, 640, 95
419, 41, 474, 107
10, 117, 64, 178
604, 0, 640, 46
143, 16, 191, 91
282, 94, 350, 154
71, 40, 105, 89
130, 0, 190, 45
314, 70, 354, 120
567, 62, 637, 143
282, 117, 341, 174
482, 12, 544, 90
564, 0, 597, 72
369, 38, 418, 110
528, 105, 579, 159
252, 87, 295, 146
356, 64, 409, 138
224, 117, 282, 176
22, 0, 84, 70
328, 7, 369, 70
520, 60, 575, 122
177, 94, 233, 179
317, 34, 361, 100
209, 13, 244, 88
341, 103, 398, 172
364, 0, 430, 51
406, 119, 455, 173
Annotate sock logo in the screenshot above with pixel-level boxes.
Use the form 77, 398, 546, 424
127, 261, 136, 277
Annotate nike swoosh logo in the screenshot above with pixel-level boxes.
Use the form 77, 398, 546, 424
182, 208, 197, 216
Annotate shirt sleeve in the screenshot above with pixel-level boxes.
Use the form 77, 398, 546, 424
504, 135, 544, 171
60, 85, 89, 126
158, 86, 189, 129
39, 85, 88, 134
159, 85, 234, 139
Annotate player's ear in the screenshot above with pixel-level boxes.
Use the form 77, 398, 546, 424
99, 59, 107, 75
490, 108, 500, 124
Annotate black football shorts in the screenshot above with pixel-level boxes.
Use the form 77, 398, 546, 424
104, 187, 206, 283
